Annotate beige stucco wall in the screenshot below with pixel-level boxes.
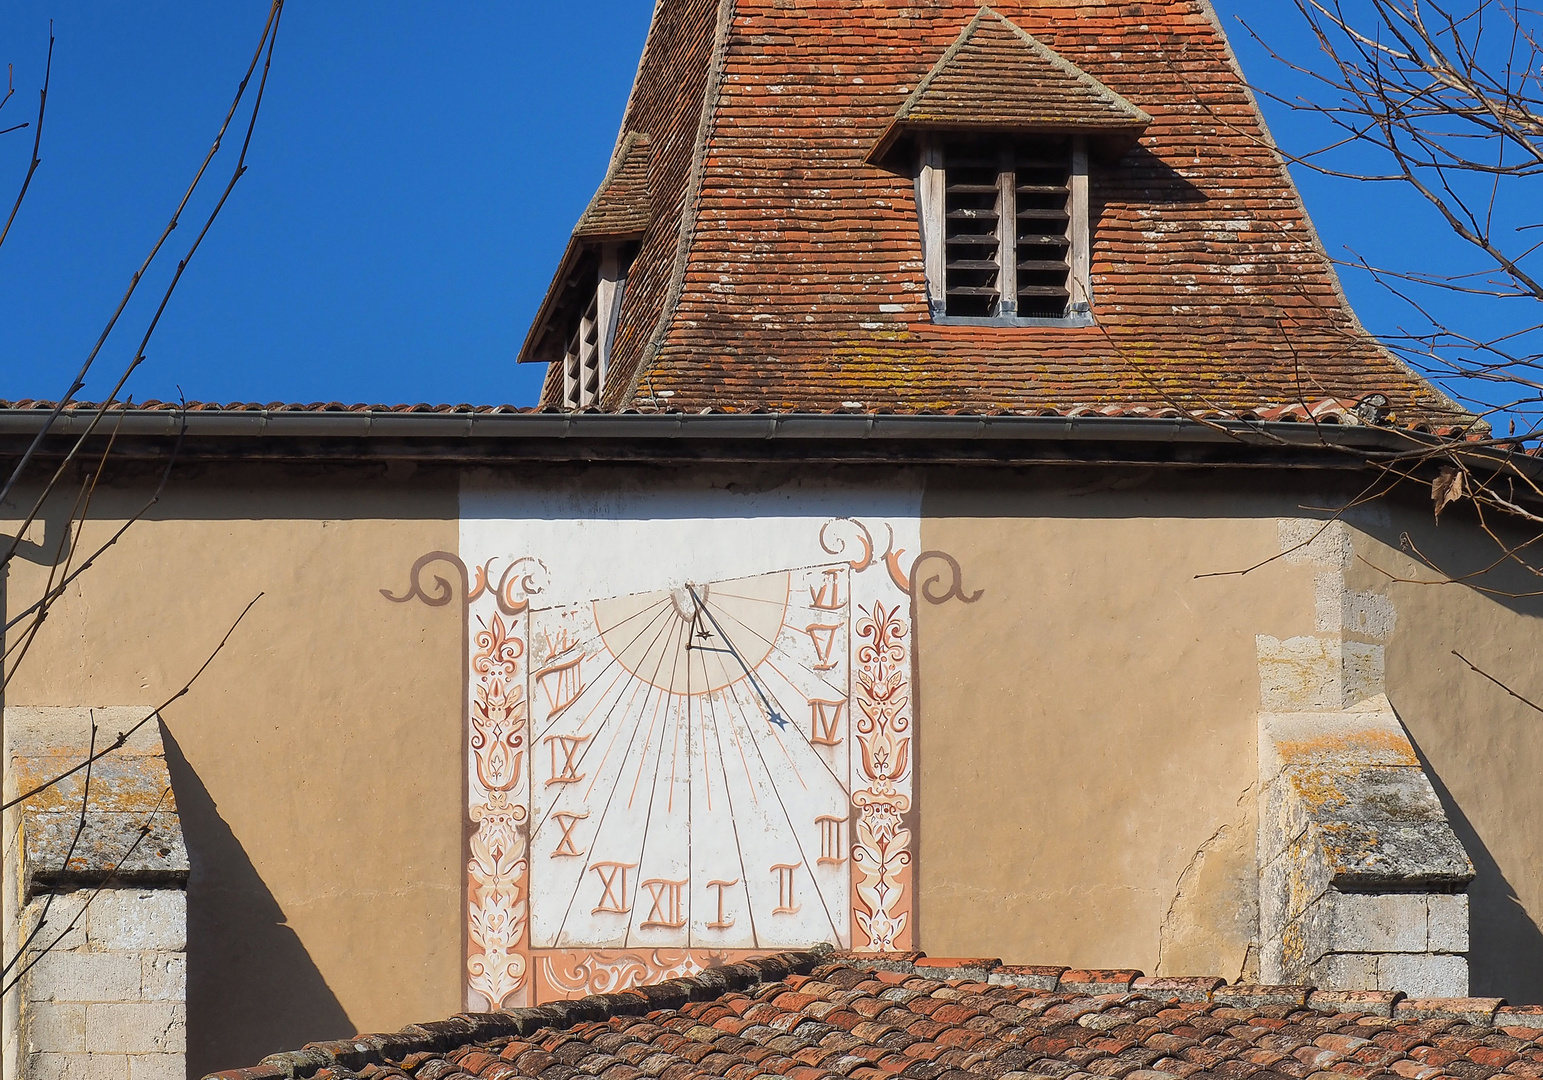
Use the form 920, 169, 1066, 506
1347, 505, 1543, 1003
915, 471, 1320, 980
2, 465, 463, 1077
915, 472, 1543, 1004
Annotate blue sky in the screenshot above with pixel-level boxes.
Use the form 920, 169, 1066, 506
0, 3, 1520, 409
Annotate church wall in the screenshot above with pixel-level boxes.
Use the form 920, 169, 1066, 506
2, 465, 466, 1077
915, 474, 1543, 1004
914, 471, 1317, 982
6, 459, 1543, 1077
1346, 505, 1543, 1004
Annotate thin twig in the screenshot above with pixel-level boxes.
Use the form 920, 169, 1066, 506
0, 24, 51, 254
2, 720, 98, 980
0, 0, 284, 522
3, 420, 187, 637
1452, 649, 1543, 713
2, 788, 172, 997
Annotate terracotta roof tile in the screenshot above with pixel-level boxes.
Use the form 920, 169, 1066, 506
207, 951, 1543, 1080
0, 395, 1482, 439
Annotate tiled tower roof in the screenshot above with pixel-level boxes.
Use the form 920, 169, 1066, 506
522, 1, 1465, 425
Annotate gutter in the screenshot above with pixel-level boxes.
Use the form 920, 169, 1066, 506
0, 409, 1483, 481
0, 408, 1435, 450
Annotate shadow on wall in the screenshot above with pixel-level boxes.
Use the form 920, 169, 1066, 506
161, 722, 355, 1076
1404, 721, 1543, 1003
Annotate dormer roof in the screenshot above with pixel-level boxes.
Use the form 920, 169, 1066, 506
868, 7, 1152, 164
518, 132, 654, 365
574, 132, 653, 240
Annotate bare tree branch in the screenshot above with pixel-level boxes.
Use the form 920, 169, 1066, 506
0, 0, 285, 523
0, 24, 50, 254
1452, 648, 1543, 712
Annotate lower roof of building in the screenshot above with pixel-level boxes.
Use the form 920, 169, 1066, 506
206, 950, 1543, 1080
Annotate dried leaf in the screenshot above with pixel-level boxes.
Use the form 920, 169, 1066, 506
1432, 466, 1466, 521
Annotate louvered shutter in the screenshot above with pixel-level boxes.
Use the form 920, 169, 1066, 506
931, 137, 1079, 321
1013, 140, 1073, 318
942, 147, 1004, 318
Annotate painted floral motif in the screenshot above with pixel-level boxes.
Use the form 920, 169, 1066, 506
534, 950, 740, 998
467, 600, 535, 1007
852, 600, 914, 951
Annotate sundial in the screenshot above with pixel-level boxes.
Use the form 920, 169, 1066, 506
526, 566, 855, 952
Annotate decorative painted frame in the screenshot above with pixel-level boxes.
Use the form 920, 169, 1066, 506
387, 498, 978, 1009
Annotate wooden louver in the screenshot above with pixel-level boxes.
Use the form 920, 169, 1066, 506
942, 138, 1073, 319
562, 291, 602, 408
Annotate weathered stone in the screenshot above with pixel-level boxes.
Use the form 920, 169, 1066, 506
1257, 636, 1343, 711
28, 1051, 132, 1080
25, 814, 189, 886
1314, 952, 1380, 990
1428, 894, 1470, 953
141, 954, 187, 1001
23, 892, 89, 953
27, 1003, 87, 1053
26, 951, 142, 1004
1376, 954, 1468, 999
1258, 699, 1473, 989
1323, 892, 1429, 954
129, 1054, 189, 1080
1341, 642, 1385, 706
1279, 520, 1352, 571
84, 1002, 186, 1055
89, 889, 187, 952
1343, 590, 1397, 640
8, 709, 188, 1080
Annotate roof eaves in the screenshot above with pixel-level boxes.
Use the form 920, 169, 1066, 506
516, 236, 586, 365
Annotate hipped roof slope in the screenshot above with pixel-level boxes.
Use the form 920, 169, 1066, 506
528, 0, 1462, 425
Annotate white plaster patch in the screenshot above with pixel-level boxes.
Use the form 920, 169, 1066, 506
1278, 519, 1351, 571
1344, 590, 1397, 640
461, 474, 922, 605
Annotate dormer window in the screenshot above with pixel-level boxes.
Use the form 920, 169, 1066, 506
865, 7, 1150, 328
561, 246, 630, 409
920, 135, 1090, 322
519, 132, 654, 408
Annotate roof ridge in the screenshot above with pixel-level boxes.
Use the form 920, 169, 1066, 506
866, 3, 1153, 164
891, 6, 992, 121
203, 950, 1543, 1080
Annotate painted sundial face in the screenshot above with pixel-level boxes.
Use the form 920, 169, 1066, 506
526, 566, 854, 951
